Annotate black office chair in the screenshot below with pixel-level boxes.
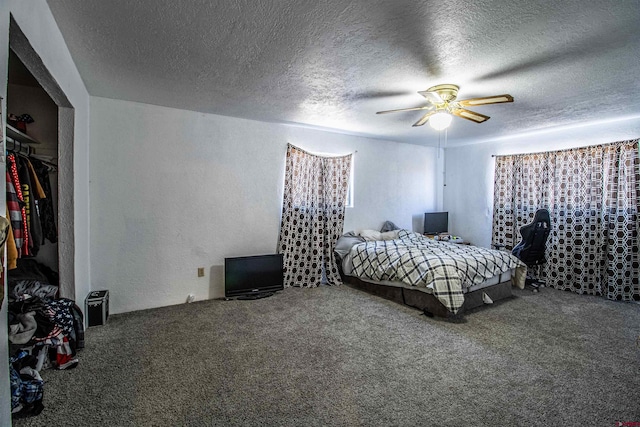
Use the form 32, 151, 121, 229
511, 208, 551, 292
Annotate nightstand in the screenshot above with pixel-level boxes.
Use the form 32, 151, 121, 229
423, 233, 469, 245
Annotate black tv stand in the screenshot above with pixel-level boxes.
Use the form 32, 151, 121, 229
236, 292, 274, 300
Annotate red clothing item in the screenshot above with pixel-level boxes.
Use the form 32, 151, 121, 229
7, 154, 29, 256
6, 171, 24, 250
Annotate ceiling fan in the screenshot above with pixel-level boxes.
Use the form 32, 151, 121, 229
376, 84, 513, 130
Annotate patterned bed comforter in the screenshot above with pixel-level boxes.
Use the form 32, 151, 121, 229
349, 230, 526, 314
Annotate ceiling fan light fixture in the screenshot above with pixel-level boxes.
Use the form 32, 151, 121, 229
429, 112, 452, 130
376, 83, 512, 129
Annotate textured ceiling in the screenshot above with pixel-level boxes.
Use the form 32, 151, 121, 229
45, 0, 640, 146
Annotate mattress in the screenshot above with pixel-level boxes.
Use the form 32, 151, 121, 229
339, 229, 526, 314
342, 254, 513, 294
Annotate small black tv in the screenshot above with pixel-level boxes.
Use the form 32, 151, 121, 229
424, 212, 448, 235
224, 254, 284, 300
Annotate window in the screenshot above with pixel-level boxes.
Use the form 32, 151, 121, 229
312, 150, 354, 208
345, 156, 354, 208
278, 144, 353, 287
492, 140, 640, 302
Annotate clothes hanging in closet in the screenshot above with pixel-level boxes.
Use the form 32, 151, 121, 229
7, 154, 28, 255
6, 170, 24, 254
5, 153, 57, 265
30, 158, 57, 245
17, 154, 45, 256
7, 220, 18, 270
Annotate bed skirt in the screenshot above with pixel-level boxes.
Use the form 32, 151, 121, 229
342, 275, 514, 319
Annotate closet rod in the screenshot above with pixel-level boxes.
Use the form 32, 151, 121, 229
6, 137, 57, 170
6, 135, 33, 156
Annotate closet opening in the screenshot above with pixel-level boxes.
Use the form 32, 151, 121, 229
6, 15, 75, 300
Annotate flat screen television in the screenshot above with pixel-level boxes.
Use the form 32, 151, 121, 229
424, 212, 448, 235
224, 254, 284, 300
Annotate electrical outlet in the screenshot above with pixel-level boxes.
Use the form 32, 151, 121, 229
197, 267, 205, 277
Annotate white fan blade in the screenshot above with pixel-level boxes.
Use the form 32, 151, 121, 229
417, 90, 444, 105
376, 105, 432, 115
412, 111, 436, 127
458, 94, 513, 107
452, 108, 490, 123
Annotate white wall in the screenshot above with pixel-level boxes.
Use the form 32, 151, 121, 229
444, 117, 640, 248
1, 2, 91, 423
90, 97, 438, 314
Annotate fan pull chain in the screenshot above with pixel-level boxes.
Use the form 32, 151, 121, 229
443, 128, 447, 187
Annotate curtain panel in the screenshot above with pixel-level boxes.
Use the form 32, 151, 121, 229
278, 144, 352, 288
492, 140, 639, 301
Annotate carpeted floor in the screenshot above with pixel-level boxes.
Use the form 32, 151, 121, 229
13, 285, 640, 426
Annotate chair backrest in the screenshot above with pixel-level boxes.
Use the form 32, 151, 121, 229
511, 209, 551, 266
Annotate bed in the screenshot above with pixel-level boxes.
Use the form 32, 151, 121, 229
336, 229, 526, 318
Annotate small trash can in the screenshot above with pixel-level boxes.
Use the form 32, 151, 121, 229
85, 290, 109, 327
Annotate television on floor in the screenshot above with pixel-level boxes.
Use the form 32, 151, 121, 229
424, 212, 448, 235
224, 254, 284, 300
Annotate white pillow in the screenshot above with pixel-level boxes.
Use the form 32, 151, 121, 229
358, 229, 382, 241
380, 230, 400, 240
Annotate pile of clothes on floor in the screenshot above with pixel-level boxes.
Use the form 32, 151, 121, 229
7, 259, 84, 418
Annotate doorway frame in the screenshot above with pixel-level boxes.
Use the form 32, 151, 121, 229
8, 15, 75, 299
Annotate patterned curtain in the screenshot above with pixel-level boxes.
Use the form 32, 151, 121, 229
492, 140, 640, 301
278, 144, 352, 288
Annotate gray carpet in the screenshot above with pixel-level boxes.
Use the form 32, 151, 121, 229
13, 285, 640, 426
